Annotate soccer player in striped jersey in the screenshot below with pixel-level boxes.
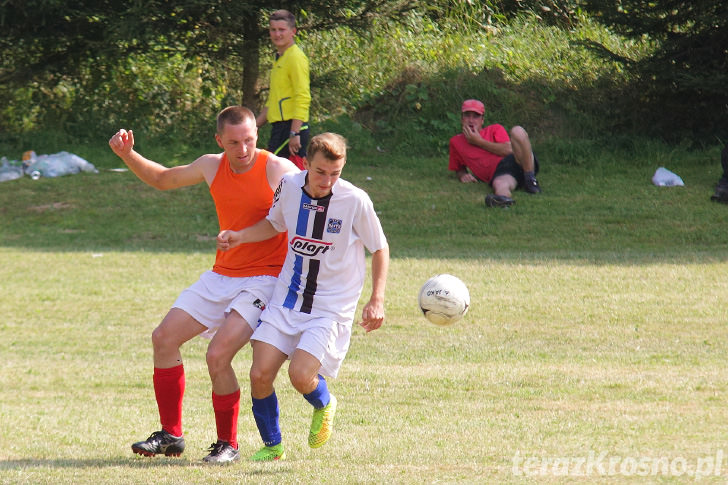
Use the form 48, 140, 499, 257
217, 132, 389, 461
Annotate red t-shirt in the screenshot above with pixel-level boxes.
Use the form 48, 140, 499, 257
448, 124, 510, 183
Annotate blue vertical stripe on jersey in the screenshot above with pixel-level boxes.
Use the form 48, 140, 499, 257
284, 191, 313, 309
283, 255, 304, 309
296, 191, 313, 235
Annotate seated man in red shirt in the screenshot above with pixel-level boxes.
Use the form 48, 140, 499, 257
448, 99, 541, 208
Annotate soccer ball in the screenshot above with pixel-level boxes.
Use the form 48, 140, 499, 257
418, 274, 470, 326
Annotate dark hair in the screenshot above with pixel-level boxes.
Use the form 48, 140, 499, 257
270, 9, 296, 29
308, 133, 347, 161
216, 106, 255, 134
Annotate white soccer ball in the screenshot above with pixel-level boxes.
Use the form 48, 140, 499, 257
418, 274, 470, 326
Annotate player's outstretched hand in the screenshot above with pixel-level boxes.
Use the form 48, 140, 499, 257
217, 229, 242, 251
358, 299, 384, 333
108, 129, 134, 158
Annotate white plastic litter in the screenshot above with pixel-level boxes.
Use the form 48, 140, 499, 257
23, 151, 98, 180
0, 156, 24, 182
652, 167, 684, 187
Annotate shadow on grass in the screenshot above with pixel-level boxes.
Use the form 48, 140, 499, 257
2, 163, 728, 264
0, 457, 290, 475
2, 243, 728, 266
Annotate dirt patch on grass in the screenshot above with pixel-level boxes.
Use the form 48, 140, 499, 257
28, 202, 74, 212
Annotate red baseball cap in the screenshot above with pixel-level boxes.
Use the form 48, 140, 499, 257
461, 99, 485, 115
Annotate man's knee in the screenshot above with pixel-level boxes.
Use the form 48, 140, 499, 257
151, 324, 173, 351
510, 125, 529, 142
493, 175, 516, 192
288, 365, 317, 394
152, 310, 202, 351
250, 363, 275, 388
206, 341, 231, 372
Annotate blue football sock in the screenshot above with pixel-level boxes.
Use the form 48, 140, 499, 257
303, 374, 330, 409
252, 392, 281, 447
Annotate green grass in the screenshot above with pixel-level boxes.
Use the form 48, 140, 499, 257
1, 139, 728, 483
3, 139, 726, 257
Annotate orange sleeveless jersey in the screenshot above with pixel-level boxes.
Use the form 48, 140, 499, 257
211, 150, 288, 277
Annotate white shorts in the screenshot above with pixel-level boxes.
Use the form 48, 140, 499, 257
251, 304, 352, 379
172, 270, 277, 339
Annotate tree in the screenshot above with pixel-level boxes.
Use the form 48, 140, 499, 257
163, 0, 419, 109
0, 0, 417, 135
583, 1, 728, 141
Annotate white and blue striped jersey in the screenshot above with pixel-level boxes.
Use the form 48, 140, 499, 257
266, 170, 388, 324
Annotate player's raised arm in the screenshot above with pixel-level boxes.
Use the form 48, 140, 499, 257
108, 129, 212, 190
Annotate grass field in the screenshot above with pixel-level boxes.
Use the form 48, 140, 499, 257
1, 142, 728, 483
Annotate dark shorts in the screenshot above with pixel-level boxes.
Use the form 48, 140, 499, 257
268, 121, 309, 159
491, 153, 540, 188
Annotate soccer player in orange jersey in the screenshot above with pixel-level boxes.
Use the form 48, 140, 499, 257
108, 106, 298, 463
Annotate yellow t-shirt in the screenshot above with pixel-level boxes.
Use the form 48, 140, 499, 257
265, 43, 310, 123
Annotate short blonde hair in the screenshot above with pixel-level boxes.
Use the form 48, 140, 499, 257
308, 133, 347, 162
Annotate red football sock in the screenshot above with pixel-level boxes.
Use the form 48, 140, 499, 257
153, 364, 185, 437
212, 389, 240, 449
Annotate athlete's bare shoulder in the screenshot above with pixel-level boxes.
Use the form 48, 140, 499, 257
265, 153, 301, 191
191, 152, 225, 186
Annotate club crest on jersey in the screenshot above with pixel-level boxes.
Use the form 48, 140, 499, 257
327, 218, 342, 234
303, 202, 325, 212
290, 236, 332, 257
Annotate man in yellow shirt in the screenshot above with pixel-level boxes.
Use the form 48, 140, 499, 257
256, 9, 311, 170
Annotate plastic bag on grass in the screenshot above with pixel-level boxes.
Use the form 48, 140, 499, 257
0, 157, 24, 182
24, 151, 98, 180
652, 167, 684, 187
